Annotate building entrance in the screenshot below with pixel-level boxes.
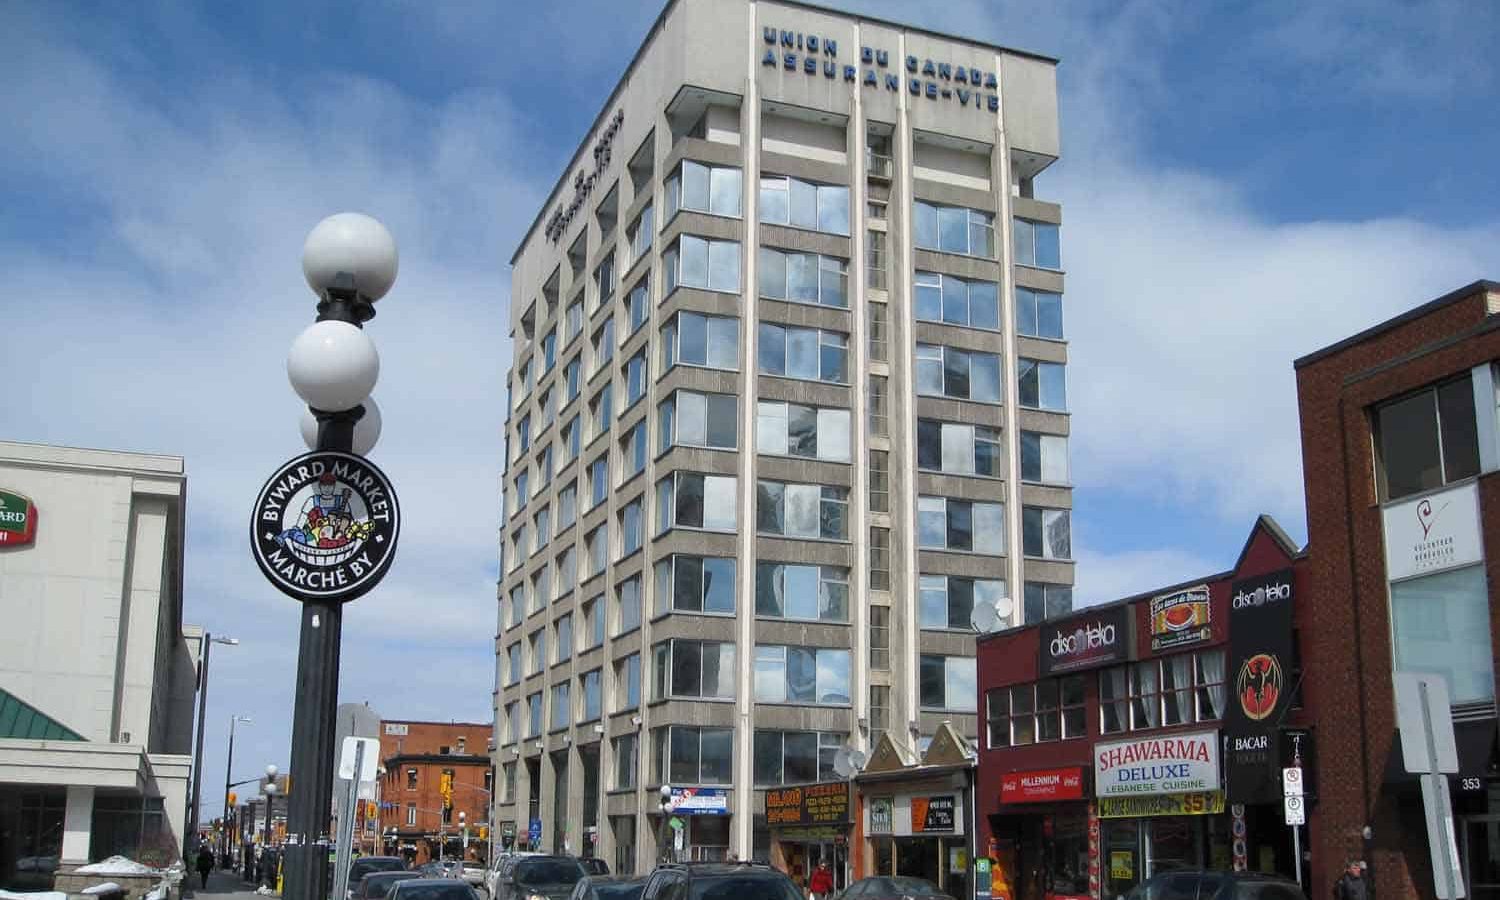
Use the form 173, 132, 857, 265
1462, 815, 1500, 898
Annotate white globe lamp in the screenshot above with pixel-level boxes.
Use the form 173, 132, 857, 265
287, 321, 379, 412
301, 396, 382, 455
301, 213, 399, 302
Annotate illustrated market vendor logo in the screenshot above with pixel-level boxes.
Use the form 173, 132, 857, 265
0, 489, 38, 546
250, 451, 400, 603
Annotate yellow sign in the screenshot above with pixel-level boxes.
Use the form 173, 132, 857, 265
1110, 851, 1133, 881
1098, 790, 1225, 819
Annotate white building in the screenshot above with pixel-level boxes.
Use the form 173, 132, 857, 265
0, 441, 200, 888
495, 0, 1068, 877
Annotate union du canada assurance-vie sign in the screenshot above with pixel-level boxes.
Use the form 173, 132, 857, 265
1094, 730, 1221, 797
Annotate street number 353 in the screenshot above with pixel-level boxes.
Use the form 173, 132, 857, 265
1461, 777, 1483, 792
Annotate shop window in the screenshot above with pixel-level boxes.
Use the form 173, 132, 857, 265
986, 675, 1085, 748
1374, 376, 1480, 501
753, 730, 845, 786
651, 725, 734, 784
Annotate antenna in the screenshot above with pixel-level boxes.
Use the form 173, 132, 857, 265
832, 745, 867, 779
971, 595, 1013, 634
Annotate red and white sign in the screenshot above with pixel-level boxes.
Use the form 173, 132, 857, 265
1000, 767, 1085, 804
1094, 730, 1220, 797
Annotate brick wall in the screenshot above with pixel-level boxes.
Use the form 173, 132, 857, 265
1294, 281, 1500, 900
377, 720, 493, 854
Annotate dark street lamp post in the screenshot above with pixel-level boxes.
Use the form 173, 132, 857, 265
186, 633, 239, 858
221, 715, 252, 858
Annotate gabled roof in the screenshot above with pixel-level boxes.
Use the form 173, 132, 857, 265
0, 689, 85, 741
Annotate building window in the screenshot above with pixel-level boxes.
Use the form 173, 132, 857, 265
653, 639, 736, 700
619, 499, 643, 557
869, 607, 890, 671
915, 271, 1000, 330
502, 762, 517, 803
918, 497, 1005, 554
919, 655, 977, 711
595, 253, 616, 309
755, 563, 849, 623
662, 311, 739, 371
510, 584, 527, 626
406, 803, 417, 826
517, 358, 534, 400
558, 484, 578, 530
753, 645, 851, 705
1018, 359, 1067, 411
581, 669, 602, 722
591, 384, 615, 437
869, 527, 891, 591
758, 248, 848, 308
529, 629, 547, 675
536, 446, 554, 491
664, 236, 740, 294
1013, 218, 1061, 269
869, 375, 889, 437
406, 768, 418, 791
987, 675, 1087, 748
758, 323, 848, 384
1023, 582, 1073, 624
566, 301, 584, 344
753, 731, 845, 786
914, 201, 994, 257
516, 416, 532, 457
869, 684, 890, 733
585, 524, 607, 578
514, 472, 530, 512
555, 613, 572, 664
1020, 431, 1069, 484
593, 317, 616, 371
920, 575, 1007, 631
1016, 287, 1063, 339
869, 301, 888, 362
654, 555, 737, 615
1374, 376, 1480, 501
533, 506, 551, 553
506, 644, 521, 685
587, 454, 609, 510
625, 277, 649, 335
868, 450, 889, 513
658, 390, 737, 451
666, 160, 742, 219
759, 174, 850, 235
629, 205, 654, 264
527, 692, 543, 738
1022, 507, 1071, 560
624, 350, 648, 407
506, 702, 521, 746
583, 595, 604, 649
541, 329, 557, 374
620, 422, 647, 482
563, 357, 582, 404
655, 471, 737, 532
757, 481, 849, 541
756, 401, 851, 462
531, 569, 550, 613
551, 681, 571, 731
613, 733, 639, 790
616, 653, 641, 712
1100, 650, 1227, 733
561, 416, 581, 465
652, 725, 733, 785
617, 575, 642, 634
539, 389, 557, 432
1391, 565, 1494, 703
916, 343, 1002, 402
917, 419, 1002, 477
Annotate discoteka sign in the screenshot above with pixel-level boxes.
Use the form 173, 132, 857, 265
251, 451, 400, 603
1040, 605, 1132, 676
1094, 730, 1220, 798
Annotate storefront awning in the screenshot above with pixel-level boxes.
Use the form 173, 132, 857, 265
1383, 719, 1497, 784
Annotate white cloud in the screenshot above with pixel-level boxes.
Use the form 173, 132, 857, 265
1072, 544, 1220, 610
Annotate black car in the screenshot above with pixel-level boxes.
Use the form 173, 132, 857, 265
388, 878, 482, 900
834, 877, 951, 900
359, 871, 425, 900
1123, 871, 1308, 900
493, 855, 589, 900
349, 858, 412, 899
568, 876, 646, 900
640, 863, 802, 900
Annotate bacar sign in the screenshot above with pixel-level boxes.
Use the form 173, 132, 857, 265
250, 451, 400, 603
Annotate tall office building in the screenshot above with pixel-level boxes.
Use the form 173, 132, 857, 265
494, 0, 1069, 873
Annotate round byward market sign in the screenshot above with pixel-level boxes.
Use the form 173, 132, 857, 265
250, 451, 400, 603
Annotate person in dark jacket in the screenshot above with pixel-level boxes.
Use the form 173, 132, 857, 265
196, 845, 215, 888
1333, 860, 1368, 900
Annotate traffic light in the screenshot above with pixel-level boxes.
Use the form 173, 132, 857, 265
367, 801, 378, 819
478, 826, 489, 841
228, 792, 237, 808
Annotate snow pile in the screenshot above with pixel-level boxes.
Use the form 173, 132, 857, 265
0, 891, 67, 900
80, 883, 123, 895
74, 857, 159, 876
144, 885, 168, 900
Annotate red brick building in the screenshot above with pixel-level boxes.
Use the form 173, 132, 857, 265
1295, 279, 1500, 900
375, 720, 494, 864
975, 519, 1312, 900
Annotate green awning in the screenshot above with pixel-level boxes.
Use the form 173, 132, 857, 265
0, 689, 86, 741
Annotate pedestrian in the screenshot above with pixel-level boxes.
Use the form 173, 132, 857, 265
809, 862, 834, 900
1332, 860, 1368, 900
196, 844, 214, 889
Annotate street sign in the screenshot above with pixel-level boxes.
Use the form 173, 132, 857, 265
1396, 672, 1459, 774
528, 819, 542, 844
1282, 794, 1305, 826
250, 452, 401, 604
339, 737, 381, 782
1282, 768, 1304, 797
674, 830, 684, 852
668, 817, 684, 831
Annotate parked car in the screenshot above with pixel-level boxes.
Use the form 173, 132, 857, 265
388, 877, 482, 900
487, 853, 543, 898
579, 859, 610, 877
639, 862, 802, 900
492, 855, 588, 900
1122, 871, 1308, 900
423, 861, 465, 879
349, 857, 411, 899
833, 877, 950, 900
567, 875, 646, 900
462, 862, 487, 889
358, 871, 425, 900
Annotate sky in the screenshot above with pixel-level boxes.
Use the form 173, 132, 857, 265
2, 0, 1498, 822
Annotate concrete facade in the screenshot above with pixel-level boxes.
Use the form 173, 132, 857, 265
0, 440, 197, 884
495, 0, 1069, 872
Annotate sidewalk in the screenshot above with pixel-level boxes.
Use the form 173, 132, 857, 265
182, 869, 268, 900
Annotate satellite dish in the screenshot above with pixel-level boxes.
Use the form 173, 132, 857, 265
970, 598, 1008, 634
832, 746, 867, 779
848, 749, 868, 771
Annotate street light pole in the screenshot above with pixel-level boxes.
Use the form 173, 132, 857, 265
222, 715, 252, 859
186, 633, 239, 858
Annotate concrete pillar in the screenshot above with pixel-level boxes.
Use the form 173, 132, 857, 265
61, 785, 95, 864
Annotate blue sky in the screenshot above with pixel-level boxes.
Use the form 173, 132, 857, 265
2, 0, 1498, 821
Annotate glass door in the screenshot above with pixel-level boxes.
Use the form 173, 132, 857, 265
1463, 816, 1500, 898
